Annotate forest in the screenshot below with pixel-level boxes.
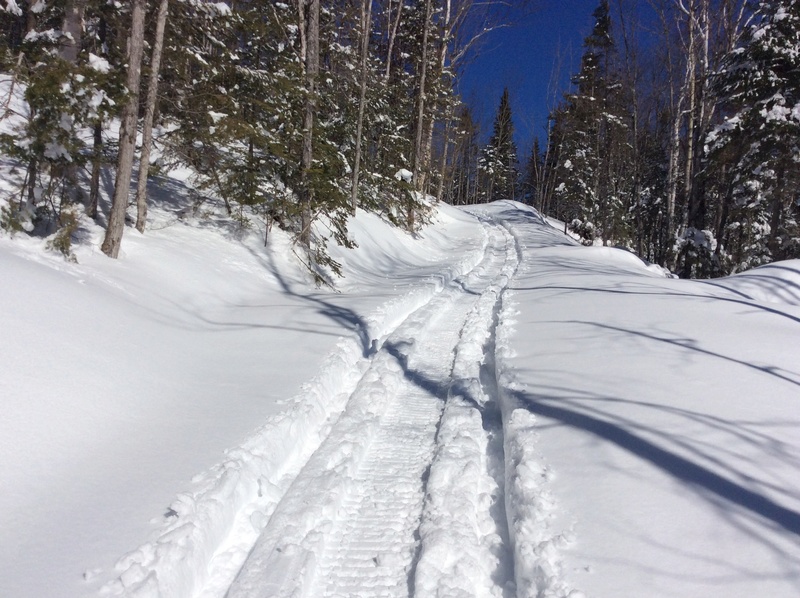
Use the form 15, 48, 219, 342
0, 0, 798, 278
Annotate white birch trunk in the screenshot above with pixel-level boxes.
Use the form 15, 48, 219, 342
101, 0, 146, 258
350, 0, 373, 214
299, 0, 319, 247
412, 0, 433, 195
134, 0, 170, 233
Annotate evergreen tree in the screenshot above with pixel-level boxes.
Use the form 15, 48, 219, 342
707, 0, 800, 270
0, 0, 123, 248
0, 0, 499, 272
478, 87, 518, 202
551, 0, 630, 245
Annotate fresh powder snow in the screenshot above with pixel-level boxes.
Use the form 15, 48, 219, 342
1, 196, 799, 598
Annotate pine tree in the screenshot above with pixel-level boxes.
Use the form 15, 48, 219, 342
478, 87, 518, 202
0, 0, 471, 273
0, 0, 123, 243
551, 0, 630, 244
707, 0, 800, 270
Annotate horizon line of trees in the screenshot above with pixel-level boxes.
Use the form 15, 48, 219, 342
454, 0, 800, 278
0, 0, 511, 277
1, 0, 797, 279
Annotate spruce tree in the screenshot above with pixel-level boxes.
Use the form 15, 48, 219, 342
479, 87, 518, 202
707, 0, 800, 269
551, 0, 630, 245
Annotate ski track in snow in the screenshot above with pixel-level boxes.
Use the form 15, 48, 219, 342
100, 227, 490, 598
224, 218, 519, 598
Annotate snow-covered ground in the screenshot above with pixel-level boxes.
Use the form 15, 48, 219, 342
487, 201, 800, 598
1, 193, 799, 597
0, 185, 486, 597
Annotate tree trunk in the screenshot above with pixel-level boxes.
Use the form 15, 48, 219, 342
686, 0, 711, 234
135, 0, 170, 233
60, 0, 86, 64
436, 115, 452, 202
681, 19, 697, 236
768, 165, 786, 258
88, 121, 102, 218
101, 0, 146, 258
384, 0, 404, 81
422, 0, 451, 200
298, 0, 307, 71
714, 170, 733, 260
60, 0, 87, 205
350, 0, 373, 215
412, 0, 433, 193
299, 0, 319, 248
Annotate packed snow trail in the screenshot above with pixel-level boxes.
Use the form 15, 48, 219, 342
225, 219, 518, 598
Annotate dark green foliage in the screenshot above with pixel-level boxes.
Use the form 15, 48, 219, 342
0, 0, 124, 236
549, 0, 632, 246
707, 0, 800, 270
479, 88, 519, 202
0, 0, 487, 277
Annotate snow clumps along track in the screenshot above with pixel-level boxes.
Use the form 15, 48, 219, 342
413, 217, 518, 597
99, 230, 489, 598
490, 203, 582, 598
226, 219, 519, 598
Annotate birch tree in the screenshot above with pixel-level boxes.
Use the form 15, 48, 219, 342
299, 0, 319, 247
350, 0, 373, 214
411, 0, 433, 195
134, 0, 169, 233
101, 0, 146, 258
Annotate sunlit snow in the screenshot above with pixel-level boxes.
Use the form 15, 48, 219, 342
1, 195, 799, 597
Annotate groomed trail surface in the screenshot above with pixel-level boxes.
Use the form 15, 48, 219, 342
225, 218, 519, 598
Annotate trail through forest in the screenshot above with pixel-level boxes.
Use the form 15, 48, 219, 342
224, 218, 519, 598
3, 200, 799, 598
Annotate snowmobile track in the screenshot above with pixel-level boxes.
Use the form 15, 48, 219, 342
225, 218, 517, 598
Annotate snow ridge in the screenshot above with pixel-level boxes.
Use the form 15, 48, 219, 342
493, 207, 582, 598
98, 235, 487, 598
225, 216, 517, 598
414, 219, 519, 598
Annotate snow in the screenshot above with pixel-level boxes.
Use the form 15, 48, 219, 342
395, 168, 413, 183
0, 186, 483, 597
88, 53, 111, 74
1, 188, 798, 598
487, 200, 800, 598
208, 111, 227, 124
3, 0, 22, 16
212, 2, 231, 16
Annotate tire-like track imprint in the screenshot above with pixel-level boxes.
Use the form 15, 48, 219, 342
226, 218, 517, 598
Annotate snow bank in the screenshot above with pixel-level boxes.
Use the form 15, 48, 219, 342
0, 172, 486, 598
95, 205, 487, 597
707, 259, 800, 306
486, 201, 800, 598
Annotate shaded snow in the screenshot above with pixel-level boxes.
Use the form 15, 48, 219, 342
1, 195, 798, 598
0, 193, 484, 597
486, 200, 800, 598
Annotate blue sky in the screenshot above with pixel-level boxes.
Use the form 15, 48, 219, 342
457, 0, 605, 155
